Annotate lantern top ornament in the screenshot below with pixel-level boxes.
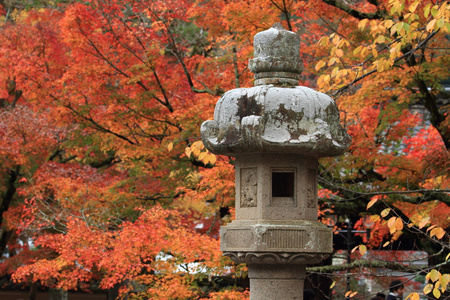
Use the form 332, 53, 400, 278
200, 23, 351, 157
249, 23, 303, 86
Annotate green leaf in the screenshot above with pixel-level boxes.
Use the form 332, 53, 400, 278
431, 6, 438, 18
424, 4, 432, 18
403, 22, 410, 32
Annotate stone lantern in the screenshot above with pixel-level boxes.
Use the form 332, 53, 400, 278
201, 23, 351, 300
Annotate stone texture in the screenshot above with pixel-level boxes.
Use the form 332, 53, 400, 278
221, 220, 332, 261
201, 85, 351, 157
234, 154, 318, 221
248, 265, 305, 300
249, 23, 302, 86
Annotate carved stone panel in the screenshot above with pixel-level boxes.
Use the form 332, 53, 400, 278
306, 168, 316, 208
223, 251, 329, 265
241, 168, 258, 207
262, 229, 306, 249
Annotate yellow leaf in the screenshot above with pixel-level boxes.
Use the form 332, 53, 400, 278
315, 60, 326, 71
431, 227, 445, 239
351, 245, 359, 253
339, 69, 348, 77
353, 46, 362, 55
317, 76, 325, 89
371, 215, 381, 223
405, 292, 420, 300
424, 283, 433, 294
328, 57, 336, 66
384, 20, 394, 28
430, 228, 437, 237
372, 48, 378, 58
446, 253, 450, 261
185, 147, 192, 158
337, 39, 349, 48
192, 140, 204, 150
359, 244, 367, 256
388, 217, 397, 234
207, 153, 217, 165
433, 287, 441, 298
383, 241, 390, 247
330, 281, 336, 289
375, 61, 384, 72
167, 142, 173, 152
318, 36, 330, 46
427, 225, 437, 232
430, 269, 441, 282
410, 13, 419, 21
358, 19, 369, 30
384, 59, 393, 70
441, 274, 450, 290
367, 197, 378, 210
436, 18, 445, 29
331, 67, 339, 78
424, 4, 432, 18
350, 291, 358, 297
427, 19, 437, 32
409, 1, 419, 13
336, 49, 344, 58
381, 208, 390, 217
376, 35, 386, 44
361, 47, 368, 57
388, 216, 400, 230
198, 152, 207, 161
419, 216, 430, 229
332, 35, 340, 45
192, 147, 201, 157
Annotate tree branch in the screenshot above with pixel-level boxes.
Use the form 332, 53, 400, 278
63, 101, 137, 145
319, 176, 450, 205
322, 0, 386, 20
307, 258, 448, 274
332, 30, 439, 97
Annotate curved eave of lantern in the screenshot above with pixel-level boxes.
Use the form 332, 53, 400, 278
200, 85, 352, 157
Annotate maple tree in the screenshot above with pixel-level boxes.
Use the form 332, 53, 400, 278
0, 0, 448, 299
307, 0, 450, 298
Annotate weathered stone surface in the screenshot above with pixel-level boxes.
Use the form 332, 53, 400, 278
224, 251, 329, 265
201, 85, 351, 157
234, 154, 318, 221
220, 220, 332, 259
248, 265, 305, 300
248, 23, 302, 86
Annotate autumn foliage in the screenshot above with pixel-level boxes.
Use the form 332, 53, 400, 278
0, 0, 449, 299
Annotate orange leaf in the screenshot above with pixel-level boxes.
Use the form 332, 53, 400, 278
367, 198, 378, 210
